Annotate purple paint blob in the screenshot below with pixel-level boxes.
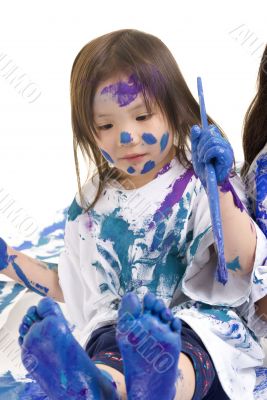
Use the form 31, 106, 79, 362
100, 73, 143, 107
219, 178, 244, 212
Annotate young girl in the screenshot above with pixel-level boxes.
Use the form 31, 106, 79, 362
1, 29, 267, 400
240, 44, 267, 334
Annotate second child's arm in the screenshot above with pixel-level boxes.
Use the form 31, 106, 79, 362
0, 238, 64, 302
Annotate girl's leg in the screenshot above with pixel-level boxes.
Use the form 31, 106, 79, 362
95, 364, 127, 400
95, 352, 195, 400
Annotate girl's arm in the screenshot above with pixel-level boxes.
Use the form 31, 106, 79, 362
218, 186, 256, 275
191, 124, 256, 275
1, 239, 64, 302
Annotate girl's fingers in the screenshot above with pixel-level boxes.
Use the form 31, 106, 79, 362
190, 125, 202, 148
198, 138, 228, 161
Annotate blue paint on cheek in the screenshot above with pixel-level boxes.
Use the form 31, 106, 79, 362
127, 166, 136, 174
0, 237, 9, 271
160, 132, 169, 152
120, 132, 132, 144
142, 133, 157, 145
227, 256, 241, 271
100, 149, 114, 163
141, 160, 155, 174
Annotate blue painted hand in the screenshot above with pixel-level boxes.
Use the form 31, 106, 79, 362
190, 124, 234, 188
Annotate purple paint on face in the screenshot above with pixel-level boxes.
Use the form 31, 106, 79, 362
100, 73, 143, 107
149, 168, 195, 228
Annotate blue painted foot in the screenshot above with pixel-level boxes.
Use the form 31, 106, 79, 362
116, 292, 181, 400
18, 297, 119, 400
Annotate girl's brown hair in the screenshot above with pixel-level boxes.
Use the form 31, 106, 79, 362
241, 44, 267, 178
70, 28, 226, 212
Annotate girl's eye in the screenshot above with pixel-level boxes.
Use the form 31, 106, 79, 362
98, 124, 113, 130
136, 113, 153, 121
98, 114, 153, 130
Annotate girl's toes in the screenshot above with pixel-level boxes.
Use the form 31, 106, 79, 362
160, 307, 174, 323
36, 297, 62, 319
18, 322, 30, 337
22, 315, 34, 328
18, 336, 24, 346
151, 299, 166, 315
26, 305, 41, 323
143, 292, 157, 311
170, 317, 181, 333
119, 292, 142, 319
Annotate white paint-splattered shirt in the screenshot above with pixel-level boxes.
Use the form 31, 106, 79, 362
58, 155, 267, 399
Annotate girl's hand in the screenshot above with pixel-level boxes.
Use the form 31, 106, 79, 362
190, 124, 234, 188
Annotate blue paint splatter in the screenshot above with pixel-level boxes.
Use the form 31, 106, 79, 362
0, 370, 49, 399
141, 160, 155, 174
227, 256, 241, 271
120, 131, 132, 144
127, 166, 135, 174
160, 132, 169, 152
100, 149, 114, 164
142, 133, 157, 144
0, 281, 25, 313
67, 198, 83, 221
7, 254, 49, 296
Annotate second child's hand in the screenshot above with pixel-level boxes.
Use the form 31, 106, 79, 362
192, 77, 228, 285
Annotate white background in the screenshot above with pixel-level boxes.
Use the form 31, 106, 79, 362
0, 0, 266, 242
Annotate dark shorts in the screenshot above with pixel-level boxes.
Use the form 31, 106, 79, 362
85, 320, 229, 400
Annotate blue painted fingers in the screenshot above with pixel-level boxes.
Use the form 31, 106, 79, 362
191, 124, 234, 188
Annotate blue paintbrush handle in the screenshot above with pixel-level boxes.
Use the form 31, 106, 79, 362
197, 77, 228, 284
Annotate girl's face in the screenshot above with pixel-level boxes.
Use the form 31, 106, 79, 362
93, 73, 175, 188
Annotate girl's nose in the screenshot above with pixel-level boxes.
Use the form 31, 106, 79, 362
119, 131, 142, 146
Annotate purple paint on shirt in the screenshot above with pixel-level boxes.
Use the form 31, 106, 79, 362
219, 178, 244, 212
85, 213, 94, 231
100, 73, 143, 107
154, 161, 172, 178
149, 168, 195, 229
